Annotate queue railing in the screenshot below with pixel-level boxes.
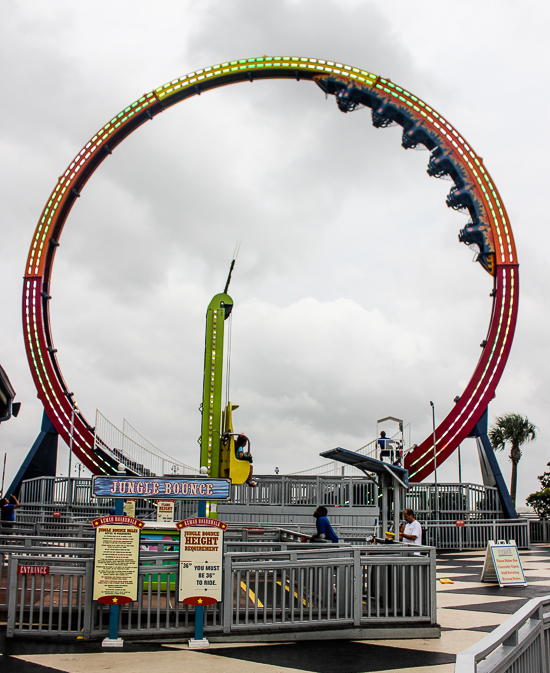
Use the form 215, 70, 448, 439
528, 518, 550, 543
455, 594, 550, 673
423, 519, 530, 550
5, 543, 437, 639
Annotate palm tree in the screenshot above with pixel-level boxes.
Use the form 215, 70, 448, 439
489, 414, 537, 506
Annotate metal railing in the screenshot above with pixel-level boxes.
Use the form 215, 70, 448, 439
423, 519, 530, 550
529, 519, 550, 543
5, 543, 436, 639
408, 483, 503, 521
17, 478, 199, 523
223, 523, 378, 545
6, 556, 91, 637
229, 476, 376, 507
288, 425, 412, 477
229, 479, 503, 521
94, 409, 199, 477
455, 594, 550, 673
222, 546, 435, 632
18, 476, 504, 520
0, 521, 95, 537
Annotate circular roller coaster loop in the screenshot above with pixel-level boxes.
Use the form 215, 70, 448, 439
23, 56, 519, 480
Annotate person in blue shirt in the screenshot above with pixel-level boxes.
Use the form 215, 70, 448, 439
1, 494, 20, 522
312, 506, 339, 543
222, 431, 258, 487
378, 431, 397, 462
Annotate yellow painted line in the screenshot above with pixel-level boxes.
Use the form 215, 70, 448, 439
277, 580, 308, 607
240, 581, 263, 608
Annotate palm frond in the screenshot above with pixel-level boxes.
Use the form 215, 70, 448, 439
489, 413, 537, 451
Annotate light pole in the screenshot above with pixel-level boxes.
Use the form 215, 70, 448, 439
453, 396, 462, 483
1, 453, 6, 499
430, 401, 437, 485
67, 400, 78, 513
430, 401, 438, 530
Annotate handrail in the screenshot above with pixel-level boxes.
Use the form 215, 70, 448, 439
455, 594, 550, 672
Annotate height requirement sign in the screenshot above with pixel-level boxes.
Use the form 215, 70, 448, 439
177, 518, 227, 605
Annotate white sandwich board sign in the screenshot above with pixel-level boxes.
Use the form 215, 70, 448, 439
481, 540, 527, 587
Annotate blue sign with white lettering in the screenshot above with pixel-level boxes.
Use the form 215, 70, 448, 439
92, 477, 231, 500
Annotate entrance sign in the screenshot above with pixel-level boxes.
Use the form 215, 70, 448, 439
92, 515, 144, 605
481, 540, 527, 587
156, 500, 175, 523
18, 565, 50, 575
177, 517, 227, 605
92, 476, 231, 500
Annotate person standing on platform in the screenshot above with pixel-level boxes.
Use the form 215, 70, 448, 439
312, 506, 339, 543
378, 431, 396, 463
399, 508, 422, 545
1, 494, 20, 523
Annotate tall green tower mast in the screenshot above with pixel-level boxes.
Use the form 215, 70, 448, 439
199, 263, 234, 477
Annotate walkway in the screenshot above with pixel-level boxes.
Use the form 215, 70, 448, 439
1, 545, 549, 673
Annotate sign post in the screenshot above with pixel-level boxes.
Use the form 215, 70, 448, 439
177, 510, 227, 648
91, 473, 231, 648
456, 520, 465, 550
92, 512, 144, 647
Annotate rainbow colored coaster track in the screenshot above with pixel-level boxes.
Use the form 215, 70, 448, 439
23, 56, 518, 480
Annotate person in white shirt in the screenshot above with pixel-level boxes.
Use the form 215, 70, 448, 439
399, 508, 422, 545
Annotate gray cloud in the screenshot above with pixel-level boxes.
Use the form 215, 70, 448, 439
0, 0, 548, 506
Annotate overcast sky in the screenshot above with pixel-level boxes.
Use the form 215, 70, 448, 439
1, 1, 549, 506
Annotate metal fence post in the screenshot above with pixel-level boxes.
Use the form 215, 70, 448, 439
6, 554, 19, 637
83, 558, 94, 639
532, 604, 549, 673
429, 548, 437, 624
222, 552, 232, 633
353, 547, 361, 626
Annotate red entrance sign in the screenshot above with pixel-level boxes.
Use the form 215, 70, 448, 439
18, 565, 50, 575
52, 512, 61, 518
456, 520, 465, 526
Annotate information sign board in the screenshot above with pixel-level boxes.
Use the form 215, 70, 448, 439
481, 540, 527, 587
92, 476, 231, 500
124, 501, 136, 518
156, 501, 175, 523
177, 517, 227, 605
92, 515, 144, 605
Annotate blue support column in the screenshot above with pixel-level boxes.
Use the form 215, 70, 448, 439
7, 410, 58, 497
103, 466, 126, 648
469, 408, 518, 519
107, 496, 125, 640
193, 499, 207, 642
